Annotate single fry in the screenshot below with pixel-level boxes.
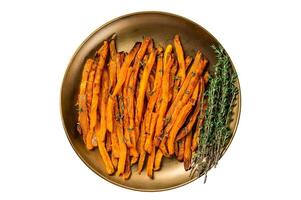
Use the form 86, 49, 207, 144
146, 146, 156, 178
135, 49, 156, 126
78, 59, 93, 142
96, 137, 115, 174
144, 112, 159, 153
116, 110, 127, 176
98, 69, 109, 142
123, 149, 131, 180
154, 149, 164, 171
86, 41, 109, 150
111, 118, 120, 158
184, 132, 192, 171
170, 60, 178, 101
174, 34, 186, 86
137, 120, 147, 174
108, 39, 117, 92
177, 139, 185, 161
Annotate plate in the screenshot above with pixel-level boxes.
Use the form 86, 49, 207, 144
60, 11, 241, 191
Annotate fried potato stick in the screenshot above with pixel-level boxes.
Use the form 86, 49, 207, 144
146, 146, 156, 178
177, 139, 185, 161
135, 49, 156, 127
154, 149, 164, 171
86, 41, 108, 150
174, 34, 186, 86
184, 132, 192, 170
78, 59, 93, 142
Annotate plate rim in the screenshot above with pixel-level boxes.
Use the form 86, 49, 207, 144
60, 11, 241, 192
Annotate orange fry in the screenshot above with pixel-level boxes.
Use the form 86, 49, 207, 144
173, 34, 186, 86
78, 59, 93, 142
154, 149, 164, 171
184, 132, 192, 170
86, 41, 108, 150
135, 49, 157, 128
146, 146, 156, 178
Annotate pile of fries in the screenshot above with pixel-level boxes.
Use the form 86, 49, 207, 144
77, 34, 208, 179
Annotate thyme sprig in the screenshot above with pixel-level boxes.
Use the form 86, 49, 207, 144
191, 45, 238, 182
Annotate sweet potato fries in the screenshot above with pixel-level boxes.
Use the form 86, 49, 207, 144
77, 34, 208, 179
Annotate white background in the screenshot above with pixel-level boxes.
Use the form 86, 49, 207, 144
0, 0, 300, 199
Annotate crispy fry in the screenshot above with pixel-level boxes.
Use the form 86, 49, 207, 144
144, 112, 159, 153
111, 118, 120, 158
108, 39, 117, 92
174, 140, 179, 157
154, 149, 164, 171
174, 34, 186, 86
123, 67, 133, 147
86, 41, 109, 150
78, 59, 93, 141
153, 50, 174, 146
96, 122, 115, 174
135, 49, 156, 128
86, 61, 98, 112
169, 60, 178, 101
191, 125, 201, 152
115, 107, 127, 176
106, 97, 114, 133
112, 42, 141, 97
177, 139, 185, 161
145, 53, 163, 133
146, 146, 156, 178
166, 83, 199, 155
96, 69, 109, 142
78, 59, 94, 100
137, 120, 147, 173
184, 132, 192, 170
123, 149, 131, 180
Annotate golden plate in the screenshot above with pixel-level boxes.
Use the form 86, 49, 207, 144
60, 11, 241, 191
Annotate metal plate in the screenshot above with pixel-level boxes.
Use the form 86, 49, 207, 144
60, 11, 241, 191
